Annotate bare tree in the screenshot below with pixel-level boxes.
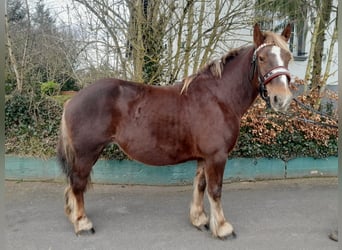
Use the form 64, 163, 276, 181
5, 0, 79, 93
71, 0, 255, 85
5, 0, 29, 92
314, 10, 337, 109
310, 0, 333, 90
304, 14, 320, 93
5, 13, 22, 92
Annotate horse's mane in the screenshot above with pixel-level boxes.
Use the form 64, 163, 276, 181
180, 47, 245, 94
180, 31, 292, 94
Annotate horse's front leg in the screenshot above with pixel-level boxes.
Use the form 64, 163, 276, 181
190, 160, 209, 230
204, 156, 235, 239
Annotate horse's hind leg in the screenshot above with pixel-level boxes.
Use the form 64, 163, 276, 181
204, 156, 235, 239
64, 184, 94, 235
190, 160, 209, 230
64, 157, 95, 235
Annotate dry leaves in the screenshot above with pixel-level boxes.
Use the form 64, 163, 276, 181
241, 82, 338, 147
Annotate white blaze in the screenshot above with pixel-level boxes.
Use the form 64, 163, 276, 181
271, 46, 284, 66
271, 46, 287, 86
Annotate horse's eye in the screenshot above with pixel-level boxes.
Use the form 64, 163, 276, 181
258, 56, 265, 63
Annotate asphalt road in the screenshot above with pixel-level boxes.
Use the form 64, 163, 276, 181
5, 178, 338, 250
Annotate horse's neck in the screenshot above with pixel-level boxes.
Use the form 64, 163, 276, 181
221, 46, 258, 117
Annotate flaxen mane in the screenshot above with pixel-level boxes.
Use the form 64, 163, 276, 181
180, 47, 243, 94
180, 31, 292, 94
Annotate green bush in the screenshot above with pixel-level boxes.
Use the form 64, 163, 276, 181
5, 92, 63, 158
41, 81, 59, 96
5, 73, 16, 95
60, 78, 80, 91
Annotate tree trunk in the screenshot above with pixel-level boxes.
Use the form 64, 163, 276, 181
321, 16, 337, 86
314, 14, 337, 109
183, 0, 194, 77
142, 0, 165, 84
304, 14, 320, 94
172, 2, 191, 81
128, 0, 167, 84
128, 1, 145, 82
311, 0, 332, 90
200, 0, 220, 66
192, 0, 206, 74
5, 14, 22, 92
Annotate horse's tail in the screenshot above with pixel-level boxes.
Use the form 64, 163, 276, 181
57, 100, 75, 180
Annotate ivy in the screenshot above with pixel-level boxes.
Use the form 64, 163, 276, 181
5, 92, 63, 158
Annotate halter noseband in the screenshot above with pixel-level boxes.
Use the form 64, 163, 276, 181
251, 43, 291, 107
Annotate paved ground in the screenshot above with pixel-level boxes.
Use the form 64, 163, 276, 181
5, 178, 338, 250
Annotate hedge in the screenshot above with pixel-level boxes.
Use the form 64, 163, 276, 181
5, 83, 338, 160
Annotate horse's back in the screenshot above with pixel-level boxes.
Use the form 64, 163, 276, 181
62, 78, 187, 162
62, 79, 144, 152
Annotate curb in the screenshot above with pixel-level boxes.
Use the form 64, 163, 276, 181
5, 156, 337, 185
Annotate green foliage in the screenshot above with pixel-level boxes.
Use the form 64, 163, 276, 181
5, 92, 63, 158
5, 93, 34, 132
60, 78, 80, 91
41, 81, 59, 96
101, 144, 127, 161
5, 72, 16, 94
52, 94, 73, 105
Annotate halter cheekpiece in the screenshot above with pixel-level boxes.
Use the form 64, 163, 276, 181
251, 43, 291, 107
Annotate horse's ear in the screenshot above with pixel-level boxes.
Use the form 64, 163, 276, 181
281, 23, 292, 42
253, 23, 265, 46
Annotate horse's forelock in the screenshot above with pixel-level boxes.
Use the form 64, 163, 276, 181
264, 31, 293, 60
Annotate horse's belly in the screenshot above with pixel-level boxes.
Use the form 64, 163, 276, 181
114, 118, 196, 165
116, 139, 194, 166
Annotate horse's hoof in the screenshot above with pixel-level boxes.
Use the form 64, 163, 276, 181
329, 230, 338, 242
75, 227, 96, 236
218, 231, 237, 240
195, 223, 210, 232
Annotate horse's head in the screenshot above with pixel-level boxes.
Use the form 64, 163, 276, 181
252, 23, 293, 112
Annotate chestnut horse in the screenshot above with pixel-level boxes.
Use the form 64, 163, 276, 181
57, 23, 293, 239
